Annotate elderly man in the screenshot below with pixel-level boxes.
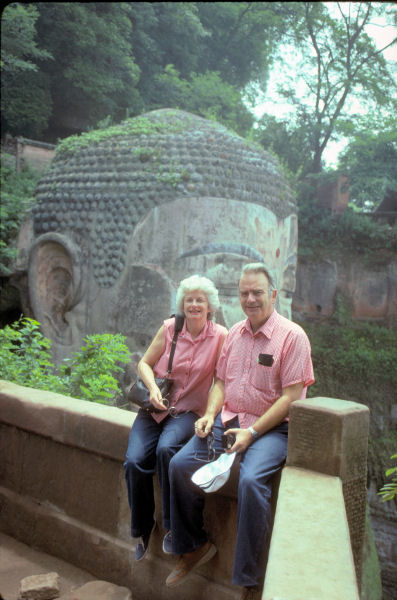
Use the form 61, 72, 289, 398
165, 263, 314, 600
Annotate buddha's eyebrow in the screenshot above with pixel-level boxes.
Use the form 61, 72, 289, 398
179, 243, 263, 261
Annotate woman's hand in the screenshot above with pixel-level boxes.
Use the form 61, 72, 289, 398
149, 384, 169, 411
194, 415, 214, 437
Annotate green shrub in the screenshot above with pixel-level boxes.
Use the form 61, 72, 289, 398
0, 318, 131, 405
0, 317, 64, 391
304, 320, 397, 403
0, 153, 41, 275
59, 333, 131, 404
378, 454, 397, 502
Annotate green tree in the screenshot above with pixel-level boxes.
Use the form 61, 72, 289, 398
338, 120, 397, 211
272, 2, 396, 174
128, 2, 287, 135
2, 2, 288, 140
32, 2, 140, 139
253, 113, 314, 178
152, 65, 253, 135
1, 2, 53, 136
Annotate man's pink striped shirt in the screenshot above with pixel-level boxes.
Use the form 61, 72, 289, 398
217, 310, 314, 428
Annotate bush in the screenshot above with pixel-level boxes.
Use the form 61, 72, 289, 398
0, 153, 41, 275
0, 317, 64, 392
303, 317, 397, 485
304, 320, 397, 404
0, 317, 131, 405
378, 454, 397, 502
59, 333, 131, 403
297, 172, 397, 262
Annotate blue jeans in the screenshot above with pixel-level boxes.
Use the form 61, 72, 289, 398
169, 413, 288, 587
123, 409, 197, 537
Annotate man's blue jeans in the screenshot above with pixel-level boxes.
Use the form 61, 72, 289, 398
123, 409, 197, 538
169, 413, 288, 587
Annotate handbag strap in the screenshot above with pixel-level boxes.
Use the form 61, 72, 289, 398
166, 314, 184, 376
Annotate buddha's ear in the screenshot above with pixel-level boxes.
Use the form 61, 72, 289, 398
28, 233, 82, 344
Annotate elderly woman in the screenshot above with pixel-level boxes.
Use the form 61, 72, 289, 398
124, 274, 228, 561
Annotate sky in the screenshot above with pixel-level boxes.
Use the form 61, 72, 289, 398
251, 5, 397, 167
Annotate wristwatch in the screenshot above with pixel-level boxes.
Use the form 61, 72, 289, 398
248, 426, 259, 440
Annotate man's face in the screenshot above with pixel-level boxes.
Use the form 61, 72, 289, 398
238, 271, 276, 331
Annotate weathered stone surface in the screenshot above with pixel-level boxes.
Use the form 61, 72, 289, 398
287, 397, 370, 585
19, 572, 60, 599
68, 581, 132, 600
14, 108, 297, 365
293, 256, 397, 324
264, 468, 359, 600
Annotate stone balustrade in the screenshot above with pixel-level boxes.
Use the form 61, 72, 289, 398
0, 381, 370, 599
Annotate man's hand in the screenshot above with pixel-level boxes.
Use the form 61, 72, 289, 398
194, 415, 214, 437
224, 428, 254, 453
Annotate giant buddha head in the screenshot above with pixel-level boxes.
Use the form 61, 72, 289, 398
16, 109, 297, 364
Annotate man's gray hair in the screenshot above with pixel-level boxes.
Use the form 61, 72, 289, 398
240, 263, 276, 291
175, 274, 220, 319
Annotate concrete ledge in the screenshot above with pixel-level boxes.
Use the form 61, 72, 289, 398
0, 380, 134, 461
0, 381, 243, 599
263, 466, 359, 600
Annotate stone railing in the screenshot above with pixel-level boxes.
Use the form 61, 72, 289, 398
0, 381, 370, 599
264, 397, 369, 600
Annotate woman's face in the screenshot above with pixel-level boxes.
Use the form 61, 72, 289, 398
183, 289, 209, 323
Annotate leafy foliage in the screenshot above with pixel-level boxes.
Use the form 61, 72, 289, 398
305, 320, 397, 404
59, 333, 131, 403
262, 2, 397, 174
304, 315, 397, 485
297, 172, 397, 261
152, 65, 253, 135
338, 125, 397, 211
0, 154, 41, 275
1, 3, 53, 136
1, 2, 289, 140
0, 317, 66, 392
378, 454, 397, 502
0, 318, 131, 405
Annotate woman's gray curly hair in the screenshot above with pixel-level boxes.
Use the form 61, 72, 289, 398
175, 274, 220, 320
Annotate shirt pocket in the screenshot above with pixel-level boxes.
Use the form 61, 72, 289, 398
250, 361, 275, 391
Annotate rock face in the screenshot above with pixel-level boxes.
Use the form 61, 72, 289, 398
15, 109, 297, 364
293, 257, 397, 325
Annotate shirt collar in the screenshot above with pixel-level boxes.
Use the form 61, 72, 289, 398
240, 309, 278, 339
181, 318, 215, 340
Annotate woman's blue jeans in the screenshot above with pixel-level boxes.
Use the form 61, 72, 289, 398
123, 409, 197, 538
169, 413, 288, 587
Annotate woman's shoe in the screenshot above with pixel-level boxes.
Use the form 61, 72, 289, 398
134, 521, 156, 561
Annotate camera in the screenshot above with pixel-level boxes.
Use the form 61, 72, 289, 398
221, 432, 236, 450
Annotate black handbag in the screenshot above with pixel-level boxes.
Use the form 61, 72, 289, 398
128, 314, 184, 413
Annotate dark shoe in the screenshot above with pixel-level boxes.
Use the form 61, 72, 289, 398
165, 541, 217, 587
162, 530, 173, 554
134, 522, 156, 561
240, 586, 262, 600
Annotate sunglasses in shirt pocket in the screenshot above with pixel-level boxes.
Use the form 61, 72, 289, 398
250, 354, 275, 390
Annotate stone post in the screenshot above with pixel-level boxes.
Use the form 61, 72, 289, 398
286, 397, 370, 585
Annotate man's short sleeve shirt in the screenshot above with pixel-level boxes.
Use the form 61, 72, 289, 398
217, 310, 314, 428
